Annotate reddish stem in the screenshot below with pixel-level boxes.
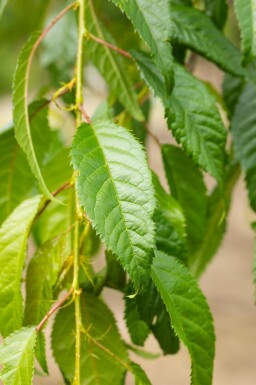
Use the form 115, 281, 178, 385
36, 287, 74, 332
88, 33, 132, 59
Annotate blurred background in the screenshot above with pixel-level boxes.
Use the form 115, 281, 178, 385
0, 1, 256, 384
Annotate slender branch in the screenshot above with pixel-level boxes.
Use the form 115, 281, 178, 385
73, 1, 86, 384
88, 32, 132, 59
28, 2, 77, 89
36, 287, 73, 332
78, 103, 92, 124
36, 180, 72, 218
144, 124, 161, 148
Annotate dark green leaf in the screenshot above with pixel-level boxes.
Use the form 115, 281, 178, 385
171, 5, 245, 77
205, 0, 228, 29
151, 250, 215, 385
231, 82, 256, 210
111, 0, 174, 92
52, 294, 129, 385
165, 64, 227, 183
71, 121, 155, 290
0, 195, 42, 337
162, 145, 207, 247
222, 73, 245, 118
105, 250, 126, 291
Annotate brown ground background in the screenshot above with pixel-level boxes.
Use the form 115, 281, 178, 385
0, 59, 256, 385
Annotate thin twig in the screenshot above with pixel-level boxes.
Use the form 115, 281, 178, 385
36, 180, 72, 218
78, 103, 92, 124
36, 287, 74, 332
144, 124, 161, 147
88, 32, 132, 59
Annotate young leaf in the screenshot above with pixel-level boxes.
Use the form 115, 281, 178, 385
71, 121, 155, 290
234, 0, 256, 63
165, 65, 227, 183
205, 0, 228, 30
0, 195, 41, 337
130, 362, 152, 385
12, 32, 53, 199
87, 0, 144, 121
171, 5, 245, 77
231, 82, 256, 210
111, 0, 174, 92
151, 250, 215, 385
0, 327, 37, 385
162, 145, 208, 247
52, 294, 129, 385
190, 162, 240, 277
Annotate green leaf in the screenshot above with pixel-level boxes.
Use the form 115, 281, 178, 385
166, 64, 227, 183
12, 32, 53, 199
130, 362, 152, 385
133, 52, 227, 182
205, 0, 228, 30
234, 0, 256, 63
151, 250, 215, 385
87, 0, 143, 121
189, 162, 240, 276
52, 294, 129, 385
222, 73, 245, 118
231, 82, 256, 210
35, 332, 48, 375
71, 121, 155, 290
0, 0, 7, 18
0, 195, 42, 337
162, 145, 207, 247
0, 327, 37, 385
111, 0, 174, 92
0, 127, 35, 226
105, 250, 126, 291
171, 5, 245, 77
126, 281, 180, 355
125, 292, 150, 346
25, 235, 68, 326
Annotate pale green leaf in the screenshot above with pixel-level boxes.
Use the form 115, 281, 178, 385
111, 0, 174, 92
162, 145, 208, 247
131, 362, 152, 385
87, 0, 143, 121
52, 294, 129, 385
71, 121, 155, 290
12, 32, 53, 199
25, 235, 68, 326
165, 64, 227, 183
0, 327, 37, 385
0, 195, 42, 337
0, 127, 34, 226
231, 82, 256, 210
171, 5, 245, 77
151, 250, 215, 385
234, 0, 256, 63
